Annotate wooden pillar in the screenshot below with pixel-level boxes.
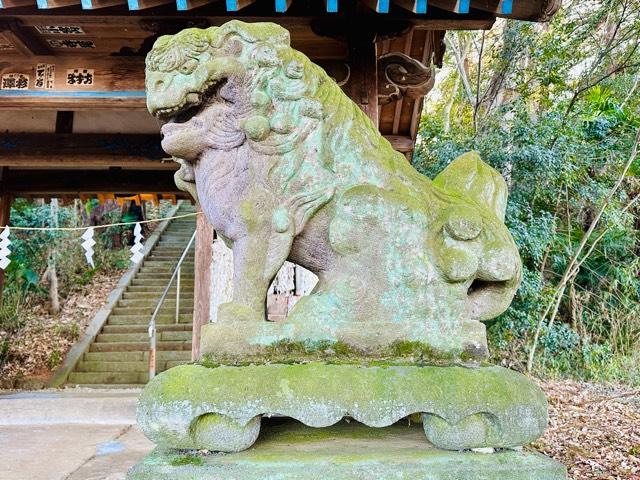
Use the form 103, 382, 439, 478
0, 192, 12, 307
192, 207, 213, 361
346, 29, 379, 127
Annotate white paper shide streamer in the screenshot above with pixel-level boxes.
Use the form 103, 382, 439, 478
130, 222, 144, 264
0, 227, 11, 270
81, 227, 96, 268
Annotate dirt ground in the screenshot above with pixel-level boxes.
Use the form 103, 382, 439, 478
536, 380, 640, 479
0, 271, 122, 389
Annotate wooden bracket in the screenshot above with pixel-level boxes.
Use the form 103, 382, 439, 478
0, 19, 51, 56
377, 52, 435, 105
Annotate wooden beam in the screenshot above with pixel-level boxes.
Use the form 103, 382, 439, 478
426, 0, 470, 13
12, 12, 496, 30
346, 28, 379, 127
324, 0, 338, 12
224, 0, 255, 11
429, 0, 527, 15
36, 0, 81, 8
192, 207, 212, 361
2, 169, 182, 195
0, 156, 179, 170
394, 0, 427, 13
471, 0, 560, 20
0, 20, 51, 55
0, 55, 145, 110
127, 0, 174, 9
81, 0, 127, 9
0, 0, 33, 8
361, 0, 390, 13
0, 134, 167, 163
274, 0, 292, 13
384, 135, 413, 152
176, 0, 208, 10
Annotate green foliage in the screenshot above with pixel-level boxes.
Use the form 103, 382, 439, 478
47, 349, 62, 370
0, 299, 25, 333
415, 0, 640, 384
52, 323, 80, 341
4, 199, 131, 302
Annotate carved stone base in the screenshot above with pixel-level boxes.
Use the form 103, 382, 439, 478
128, 419, 566, 480
199, 316, 489, 363
136, 363, 547, 452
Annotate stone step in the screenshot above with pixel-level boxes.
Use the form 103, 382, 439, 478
126, 285, 194, 293
102, 324, 192, 334
141, 260, 195, 265
96, 331, 192, 343
64, 208, 198, 387
134, 273, 195, 281
148, 250, 193, 256
89, 341, 192, 352
121, 291, 194, 300
69, 383, 146, 389
144, 258, 194, 263
145, 258, 194, 263
117, 298, 194, 308
83, 350, 191, 362
112, 308, 193, 317
130, 279, 182, 287
66, 371, 149, 385
137, 267, 195, 274
107, 314, 192, 325
137, 270, 194, 275
75, 359, 189, 373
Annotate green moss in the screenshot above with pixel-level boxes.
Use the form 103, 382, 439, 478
169, 455, 205, 467
199, 339, 478, 368
138, 363, 549, 453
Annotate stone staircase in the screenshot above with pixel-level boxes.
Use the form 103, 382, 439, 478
66, 204, 196, 386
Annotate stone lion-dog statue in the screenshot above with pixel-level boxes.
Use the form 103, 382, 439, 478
145, 20, 521, 361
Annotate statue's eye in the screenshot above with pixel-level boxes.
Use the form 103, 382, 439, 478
180, 60, 198, 75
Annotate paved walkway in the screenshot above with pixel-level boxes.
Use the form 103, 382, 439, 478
0, 389, 154, 480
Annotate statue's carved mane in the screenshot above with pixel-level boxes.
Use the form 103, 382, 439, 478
147, 21, 403, 185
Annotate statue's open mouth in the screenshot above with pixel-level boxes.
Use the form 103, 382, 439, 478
154, 77, 228, 122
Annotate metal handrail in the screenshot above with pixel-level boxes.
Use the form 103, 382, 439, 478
148, 229, 197, 380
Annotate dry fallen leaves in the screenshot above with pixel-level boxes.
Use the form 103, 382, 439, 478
0, 270, 123, 388
535, 380, 640, 480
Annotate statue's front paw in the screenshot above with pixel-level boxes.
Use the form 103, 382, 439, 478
218, 302, 265, 322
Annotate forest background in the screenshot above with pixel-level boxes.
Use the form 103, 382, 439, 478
415, 0, 640, 383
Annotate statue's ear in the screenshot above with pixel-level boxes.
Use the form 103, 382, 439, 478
211, 20, 290, 47
433, 151, 508, 222
205, 26, 220, 45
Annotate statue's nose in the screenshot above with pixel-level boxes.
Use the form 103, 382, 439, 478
152, 79, 167, 92
146, 75, 173, 115
476, 242, 519, 282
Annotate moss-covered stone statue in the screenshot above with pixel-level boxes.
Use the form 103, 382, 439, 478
129, 20, 566, 480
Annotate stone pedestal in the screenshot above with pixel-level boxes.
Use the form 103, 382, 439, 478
135, 363, 548, 452
128, 419, 566, 480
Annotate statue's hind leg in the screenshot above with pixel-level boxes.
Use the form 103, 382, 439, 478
285, 185, 420, 343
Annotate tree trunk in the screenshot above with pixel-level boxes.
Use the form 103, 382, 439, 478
47, 257, 60, 315
48, 199, 61, 315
